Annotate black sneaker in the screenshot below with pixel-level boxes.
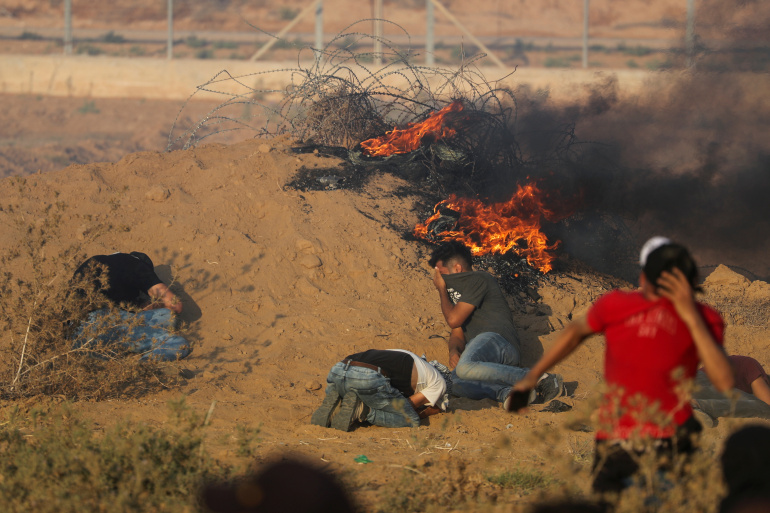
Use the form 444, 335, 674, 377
531, 373, 565, 404
310, 391, 342, 428
331, 393, 363, 432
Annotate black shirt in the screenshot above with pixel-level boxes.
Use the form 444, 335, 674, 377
345, 349, 415, 397
73, 253, 163, 308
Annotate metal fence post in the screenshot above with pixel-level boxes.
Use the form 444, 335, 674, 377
373, 0, 383, 66
582, 0, 589, 68
426, 0, 435, 66
315, 0, 323, 53
64, 0, 72, 55
167, 0, 173, 60
686, 0, 695, 67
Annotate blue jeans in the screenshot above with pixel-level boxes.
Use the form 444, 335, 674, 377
451, 332, 528, 403
692, 370, 770, 420
324, 361, 420, 428
75, 308, 191, 362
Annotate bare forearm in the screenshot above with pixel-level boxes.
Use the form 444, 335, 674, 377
751, 377, 770, 406
517, 319, 591, 389
418, 406, 442, 419
447, 328, 465, 369
657, 269, 733, 391
682, 314, 733, 392
437, 288, 458, 326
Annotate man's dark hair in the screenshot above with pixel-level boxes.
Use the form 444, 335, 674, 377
428, 241, 473, 269
642, 243, 699, 289
129, 251, 154, 269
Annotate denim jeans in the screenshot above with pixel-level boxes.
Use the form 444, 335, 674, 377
692, 370, 770, 420
75, 308, 191, 362
451, 332, 528, 403
324, 361, 420, 428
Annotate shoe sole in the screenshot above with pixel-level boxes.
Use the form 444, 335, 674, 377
533, 374, 565, 404
330, 393, 361, 432
311, 392, 342, 427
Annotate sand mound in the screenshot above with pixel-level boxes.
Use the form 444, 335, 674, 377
1, 136, 768, 508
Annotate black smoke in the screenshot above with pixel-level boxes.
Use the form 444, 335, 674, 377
508, 3, 770, 281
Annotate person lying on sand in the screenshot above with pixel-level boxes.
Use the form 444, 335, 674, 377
71, 252, 191, 361
692, 354, 770, 426
429, 241, 564, 406
310, 349, 447, 431
507, 237, 734, 494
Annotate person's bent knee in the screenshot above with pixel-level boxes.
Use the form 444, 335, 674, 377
454, 360, 481, 380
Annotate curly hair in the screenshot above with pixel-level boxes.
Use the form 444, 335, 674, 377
428, 241, 473, 269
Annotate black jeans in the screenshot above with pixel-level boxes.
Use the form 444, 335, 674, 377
591, 416, 702, 494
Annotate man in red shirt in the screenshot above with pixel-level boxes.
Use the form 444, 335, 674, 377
507, 237, 734, 493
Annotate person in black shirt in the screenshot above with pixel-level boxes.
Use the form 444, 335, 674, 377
73, 252, 189, 361
73, 252, 181, 313
311, 349, 447, 431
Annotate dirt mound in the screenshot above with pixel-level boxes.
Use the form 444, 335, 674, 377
1, 136, 768, 509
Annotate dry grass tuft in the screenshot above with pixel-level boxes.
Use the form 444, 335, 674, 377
0, 198, 177, 401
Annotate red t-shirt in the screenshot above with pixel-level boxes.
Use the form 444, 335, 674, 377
729, 355, 769, 395
587, 290, 725, 439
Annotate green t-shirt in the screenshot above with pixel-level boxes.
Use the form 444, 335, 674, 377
443, 270, 520, 349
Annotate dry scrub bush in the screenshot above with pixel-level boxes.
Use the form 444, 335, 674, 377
0, 399, 236, 513
0, 202, 171, 401
519, 377, 728, 513
377, 456, 499, 513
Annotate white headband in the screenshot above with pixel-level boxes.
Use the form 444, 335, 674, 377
639, 236, 671, 267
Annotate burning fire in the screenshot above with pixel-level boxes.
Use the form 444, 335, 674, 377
360, 101, 463, 157
414, 184, 564, 273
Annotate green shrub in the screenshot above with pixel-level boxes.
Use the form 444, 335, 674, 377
627, 59, 639, 68
19, 31, 43, 41
213, 40, 238, 50
0, 400, 234, 512
272, 38, 297, 50
646, 58, 674, 70
617, 42, 654, 56
76, 44, 103, 56
77, 100, 100, 114
544, 57, 571, 68
196, 49, 214, 59
487, 468, 558, 494
336, 35, 360, 50
101, 31, 125, 44
185, 35, 208, 49
279, 7, 299, 20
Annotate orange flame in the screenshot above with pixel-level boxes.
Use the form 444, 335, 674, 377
414, 184, 563, 274
360, 101, 464, 157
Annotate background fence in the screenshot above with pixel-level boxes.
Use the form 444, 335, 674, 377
0, 0, 766, 72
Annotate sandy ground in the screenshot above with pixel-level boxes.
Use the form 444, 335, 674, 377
1, 1, 770, 510
0, 94, 257, 178
1, 130, 769, 510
